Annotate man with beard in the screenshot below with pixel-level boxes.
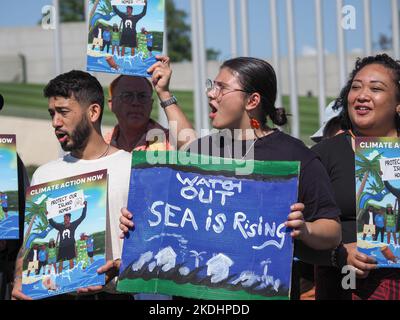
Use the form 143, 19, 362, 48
12, 70, 132, 300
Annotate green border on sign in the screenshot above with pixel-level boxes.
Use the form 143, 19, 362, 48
117, 278, 289, 300
132, 151, 300, 177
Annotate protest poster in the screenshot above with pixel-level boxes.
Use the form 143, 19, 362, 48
356, 137, 400, 268
0, 134, 19, 240
118, 151, 299, 300
22, 170, 108, 299
86, 0, 164, 77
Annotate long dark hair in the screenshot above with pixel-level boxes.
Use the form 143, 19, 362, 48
221, 57, 287, 127
386, 206, 394, 215
334, 54, 400, 130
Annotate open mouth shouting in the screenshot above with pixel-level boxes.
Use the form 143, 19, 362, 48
55, 130, 69, 144
209, 103, 218, 120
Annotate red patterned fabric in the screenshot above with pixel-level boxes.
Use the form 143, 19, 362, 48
353, 270, 400, 300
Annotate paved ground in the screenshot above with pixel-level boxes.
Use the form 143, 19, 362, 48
0, 115, 112, 166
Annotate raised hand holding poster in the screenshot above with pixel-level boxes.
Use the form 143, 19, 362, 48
0, 134, 19, 240
87, 0, 164, 77
22, 170, 108, 299
117, 152, 299, 300
356, 137, 400, 268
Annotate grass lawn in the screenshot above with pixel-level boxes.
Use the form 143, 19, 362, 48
0, 82, 334, 146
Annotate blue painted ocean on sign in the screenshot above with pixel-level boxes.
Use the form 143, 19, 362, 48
87, 50, 159, 77
23, 256, 105, 300
0, 211, 19, 239
359, 234, 400, 267
120, 166, 298, 298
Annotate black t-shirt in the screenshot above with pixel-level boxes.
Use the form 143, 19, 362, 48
311, 132, 356, 244
188, 130, 340, 224
49, 206, 87, 249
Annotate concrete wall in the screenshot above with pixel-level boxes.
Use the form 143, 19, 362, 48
0, 22, 391, 97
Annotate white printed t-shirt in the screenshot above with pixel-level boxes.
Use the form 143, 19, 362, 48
31, 150, 132, 264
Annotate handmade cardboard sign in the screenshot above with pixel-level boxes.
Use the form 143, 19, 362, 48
0, 134, 19, 240
356, 137, 400, 268
22, 170, 108, 299
379, 157, 400, 181
111, 0, 145, 5
118, 151, 299, 300
86, 0, 164, 77
46, 190, 85, 220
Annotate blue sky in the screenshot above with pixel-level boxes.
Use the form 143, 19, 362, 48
0, 0, 396, 59
175, 0, 395, 59
0, 146, 18, 192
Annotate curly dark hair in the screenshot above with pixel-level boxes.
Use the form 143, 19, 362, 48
43, 70, 104, 123
334, 54, 400, 130
221, 57, 288, 127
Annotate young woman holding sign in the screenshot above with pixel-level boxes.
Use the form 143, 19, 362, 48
120, 56, 342, 299
312, 54, 400, 300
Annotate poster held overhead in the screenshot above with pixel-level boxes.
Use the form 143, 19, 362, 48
86, 0, 164, 77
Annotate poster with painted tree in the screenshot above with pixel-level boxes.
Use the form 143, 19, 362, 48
86, 0, 164, 77
22, 170, 108, 299
356, 137, 400, 268
118, 151, 299, 300
0, 134, 19, 239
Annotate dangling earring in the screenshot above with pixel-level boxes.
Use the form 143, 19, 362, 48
250, 117, 260, 129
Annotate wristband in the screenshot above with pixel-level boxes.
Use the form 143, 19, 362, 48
331, 243, 347, 269
160, 95, 177, 109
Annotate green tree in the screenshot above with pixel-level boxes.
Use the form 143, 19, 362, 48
367, 181, 384, 195
165, 0, 191, 62
60, 0, 85, 23
23, 198, 49, 251
166, 0, 220, 61
355, 152, 383, 205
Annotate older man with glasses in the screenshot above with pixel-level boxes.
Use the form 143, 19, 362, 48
105, 75, 170, 152
105, 55, 195, 152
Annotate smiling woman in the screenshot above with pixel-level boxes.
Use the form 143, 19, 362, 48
312, 54, 400, 300
336, 55, 400, 138
347, 64, 400, 137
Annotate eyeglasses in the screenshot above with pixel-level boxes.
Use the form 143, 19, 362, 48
205, 79, 249, 101
112, 92, 152, 104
